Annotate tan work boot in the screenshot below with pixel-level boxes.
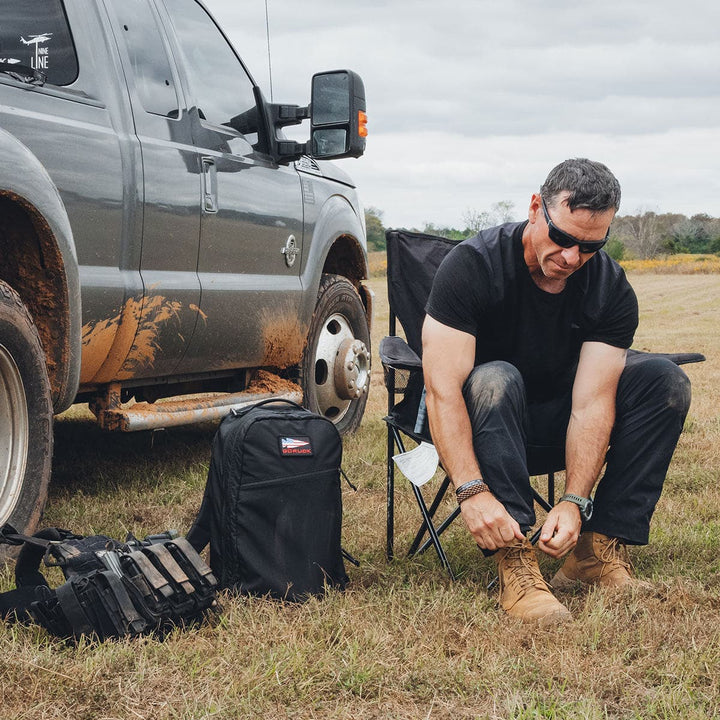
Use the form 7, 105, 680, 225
551, 532, 651, 591
496, 538, 572, 627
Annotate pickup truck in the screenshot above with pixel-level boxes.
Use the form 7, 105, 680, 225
0, 0, 372, 542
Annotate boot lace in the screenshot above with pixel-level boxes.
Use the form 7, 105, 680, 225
596, 535, 632, 579
501, 543, 549, 596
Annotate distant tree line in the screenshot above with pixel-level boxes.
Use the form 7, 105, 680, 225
610, 212, 720, 260
365, 205, 720, 261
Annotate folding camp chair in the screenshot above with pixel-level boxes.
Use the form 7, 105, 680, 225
380, 228, 705, 580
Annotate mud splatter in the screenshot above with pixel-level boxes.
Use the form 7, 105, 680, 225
0, 192, 69, 404
247, 369, 303, 396
118, 296, 182, 379
80, 313, 123, 383
323, 235, 367, 283
261, 309, 307, 369
188, 304, 208, 322
81, 295, 183, 384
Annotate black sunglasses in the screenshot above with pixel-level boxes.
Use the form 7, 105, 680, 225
541, 197, 609, 254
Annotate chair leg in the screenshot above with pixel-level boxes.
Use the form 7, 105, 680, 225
531, 487, 553, 513
408, 474, 452, 555
386, 424, 396, 561
409, 481, 456, 580
414, 506, 461, 556
389, 426, 455, 579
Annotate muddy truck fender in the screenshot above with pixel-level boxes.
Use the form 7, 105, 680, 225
299, 192, 369, 320
0, 127, 81, 545
295, 191, 372, 434
0, 127, 81, 413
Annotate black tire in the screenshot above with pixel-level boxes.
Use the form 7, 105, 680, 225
0, 280, 53, 558
300, 274, 371, 435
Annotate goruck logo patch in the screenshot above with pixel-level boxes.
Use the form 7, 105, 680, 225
279, 436, 313, 456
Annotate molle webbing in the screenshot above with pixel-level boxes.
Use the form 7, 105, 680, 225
0, 525, 218, 641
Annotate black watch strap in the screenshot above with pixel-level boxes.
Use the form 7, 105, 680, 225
559, 493, 593, 521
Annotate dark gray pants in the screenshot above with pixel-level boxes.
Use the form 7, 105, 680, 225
462, 354, 691, 545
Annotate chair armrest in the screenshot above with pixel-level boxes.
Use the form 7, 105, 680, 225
627, 349, 706, 365
379, 335, 422, 370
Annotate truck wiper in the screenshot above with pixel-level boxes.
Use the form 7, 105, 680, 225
0, 63, 46, 86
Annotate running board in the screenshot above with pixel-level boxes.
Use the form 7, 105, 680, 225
93, 388, 303, 432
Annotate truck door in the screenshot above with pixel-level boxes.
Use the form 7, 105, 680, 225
159, 0, 306, 376
103, 0, 201, 381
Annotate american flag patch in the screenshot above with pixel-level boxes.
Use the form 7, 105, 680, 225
279, 436, 313, 456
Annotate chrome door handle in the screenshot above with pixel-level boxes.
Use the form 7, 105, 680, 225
201, 157, 217, 213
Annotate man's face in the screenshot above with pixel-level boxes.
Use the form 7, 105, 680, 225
524, 192, 615, 283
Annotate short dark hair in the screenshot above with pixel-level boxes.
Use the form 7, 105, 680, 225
540, 158, 621, 213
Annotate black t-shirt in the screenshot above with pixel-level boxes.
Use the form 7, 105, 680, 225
425, 221, 638, 403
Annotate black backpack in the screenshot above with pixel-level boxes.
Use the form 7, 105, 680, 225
0, 526, 219, 641
187, 399, 351, 601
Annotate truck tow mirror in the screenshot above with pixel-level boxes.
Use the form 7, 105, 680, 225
310, 70, 366, 159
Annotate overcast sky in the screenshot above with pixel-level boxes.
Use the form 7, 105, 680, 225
204, 0, 720, 230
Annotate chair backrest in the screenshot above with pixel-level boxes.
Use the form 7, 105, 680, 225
386, 229, 460, 354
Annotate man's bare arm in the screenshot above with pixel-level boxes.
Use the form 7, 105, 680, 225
422, 316, 478, 483
539, 341, 626, 558
422, 316, 523, 550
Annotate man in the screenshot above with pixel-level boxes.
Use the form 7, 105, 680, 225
422, 158, 691, 626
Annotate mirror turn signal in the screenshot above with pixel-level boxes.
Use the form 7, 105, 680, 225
358, 111, 368, 138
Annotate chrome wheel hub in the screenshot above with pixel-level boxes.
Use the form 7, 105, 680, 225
0, 344, 28, 524
313, 313, 370, 421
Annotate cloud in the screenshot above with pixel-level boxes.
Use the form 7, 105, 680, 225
214, 1, 720, 132
347, 128, 720, 228
204, 0, 720, 226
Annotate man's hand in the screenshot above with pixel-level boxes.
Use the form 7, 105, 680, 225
538, 501, 582, 558
460, 492, 524, 551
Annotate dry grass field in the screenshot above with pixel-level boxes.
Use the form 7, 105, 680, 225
1, 267, 719, 719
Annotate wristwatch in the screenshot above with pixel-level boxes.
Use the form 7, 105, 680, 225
559, 493, 593, 521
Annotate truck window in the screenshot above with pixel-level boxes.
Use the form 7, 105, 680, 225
108, 0, 179, 118
162, 0, 257, 134
0, 0, 78, 86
